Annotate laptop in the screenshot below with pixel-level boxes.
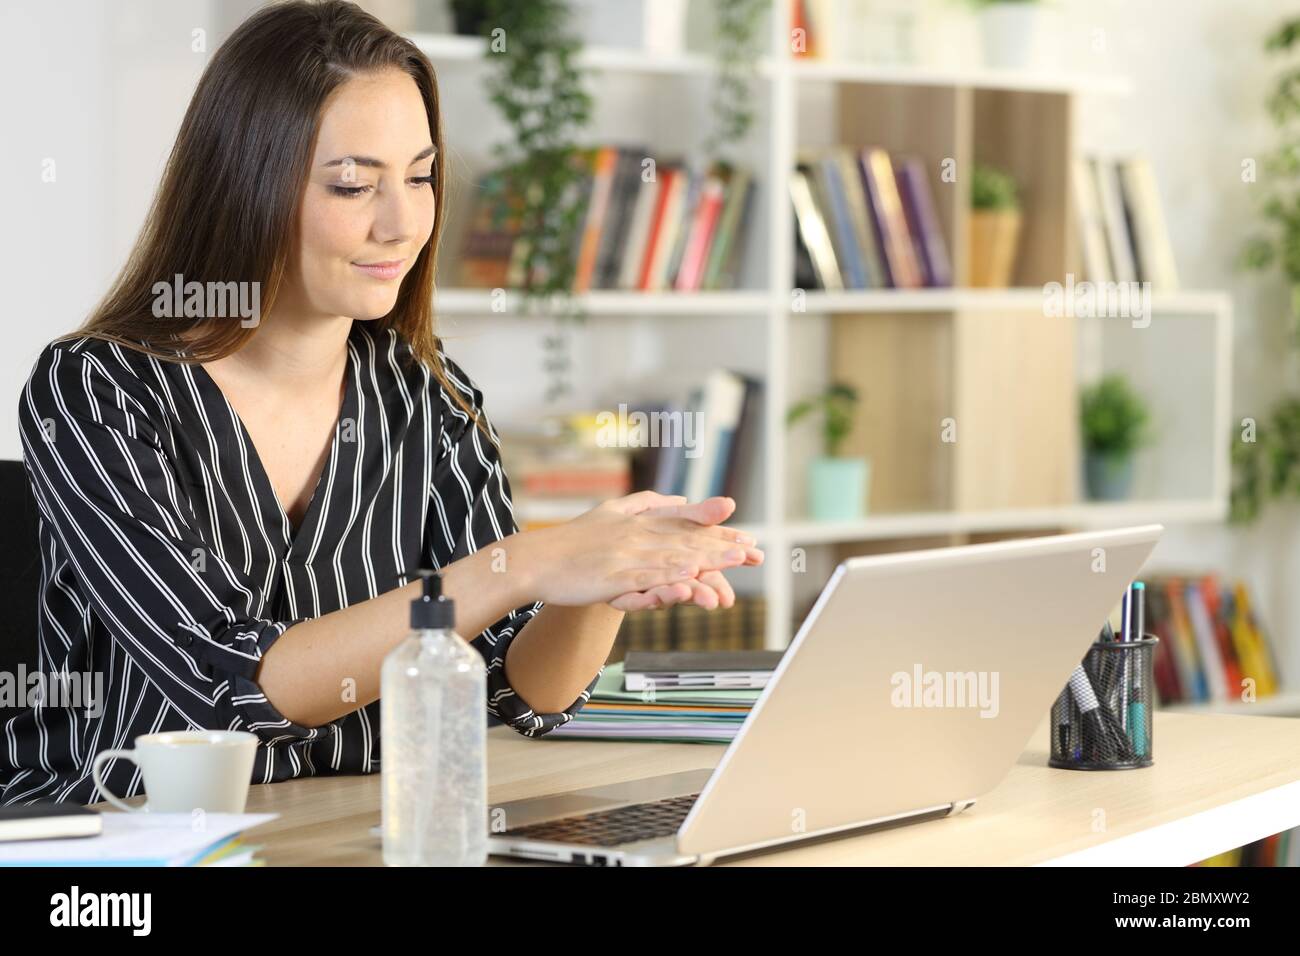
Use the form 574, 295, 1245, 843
487, 524, 1162, 866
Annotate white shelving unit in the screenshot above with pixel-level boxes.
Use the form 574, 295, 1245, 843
412, 3, 1234, 652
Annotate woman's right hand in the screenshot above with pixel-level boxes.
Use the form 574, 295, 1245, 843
513, 491, 761, 609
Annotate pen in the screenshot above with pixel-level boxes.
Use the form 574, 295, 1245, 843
1058, 685, 1074, 759
1068, 664, 1136, 762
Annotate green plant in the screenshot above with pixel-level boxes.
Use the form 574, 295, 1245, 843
702, 0, 767, 164
1241, 16, 1300, 338
1231, 399, 1300, 522
971, 161, 1019, 211
787, 383, 860, 457
1233, 15, 1300, 521
475, 0, 593, 400
1080, 375, 1149, 458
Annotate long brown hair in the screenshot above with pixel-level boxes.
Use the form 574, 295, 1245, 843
76, 0, 473, 419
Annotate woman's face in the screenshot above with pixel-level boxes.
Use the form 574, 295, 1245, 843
290, 68, 436, 323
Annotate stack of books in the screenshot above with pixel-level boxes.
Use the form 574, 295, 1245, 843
791, 146, 953, 291
460, 147, 755, 293
635, 369, 762, 504
550, 652, 782, 744
610, 595, 767, 660
0, 810, 274, 866
1143, 576, 1281, 706
501, 415, 633, 531
1196, 828, 1300, 867
1072, 155, 1179, 289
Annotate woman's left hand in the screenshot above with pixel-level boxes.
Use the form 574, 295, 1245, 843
604, 493, 764, 612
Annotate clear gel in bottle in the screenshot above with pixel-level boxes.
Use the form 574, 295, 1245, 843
382, 570, 487, 866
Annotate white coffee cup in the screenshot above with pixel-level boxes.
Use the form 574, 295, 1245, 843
91, 730, 258, 813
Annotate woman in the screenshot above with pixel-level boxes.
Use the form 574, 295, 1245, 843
1, 0, 762, 806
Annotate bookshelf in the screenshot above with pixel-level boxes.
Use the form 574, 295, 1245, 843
411, 2, 1234, 654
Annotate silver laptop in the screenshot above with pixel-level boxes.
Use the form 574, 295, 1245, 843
489, 525, 1162, 866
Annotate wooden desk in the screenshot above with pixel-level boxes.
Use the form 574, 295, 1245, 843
236, 712, 1300, 866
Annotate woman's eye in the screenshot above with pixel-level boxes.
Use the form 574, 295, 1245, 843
327, 184, 373, 198
409, 175, 436, 189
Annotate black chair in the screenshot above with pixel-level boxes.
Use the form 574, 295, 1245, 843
0, 460, 42, 717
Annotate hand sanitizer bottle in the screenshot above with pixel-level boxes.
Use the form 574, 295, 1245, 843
382, 570, 487, 866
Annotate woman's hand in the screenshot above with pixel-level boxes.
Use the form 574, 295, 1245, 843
603, 493, 762, 612
512, 491, 763, 610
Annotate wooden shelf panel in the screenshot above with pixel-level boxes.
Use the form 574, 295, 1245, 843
783, 498, 1227, 544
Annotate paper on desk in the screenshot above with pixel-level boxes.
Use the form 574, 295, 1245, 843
594, 663, 761, 705
549, 723, 738, 742
0, 812, 277, 866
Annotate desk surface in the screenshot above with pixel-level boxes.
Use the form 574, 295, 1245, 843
233, 712, 1300, 866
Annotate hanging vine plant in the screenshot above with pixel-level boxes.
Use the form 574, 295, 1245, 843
702, 0, 768, 164
465, 0, 593, 401
1234, 14, 1300, 521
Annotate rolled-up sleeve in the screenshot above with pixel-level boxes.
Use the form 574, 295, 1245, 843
428, 355, 600, 737
19, 345, 330, 745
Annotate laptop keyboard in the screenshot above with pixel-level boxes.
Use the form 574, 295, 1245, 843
505, 793, 700, 847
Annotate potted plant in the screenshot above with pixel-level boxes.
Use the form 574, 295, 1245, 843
1080, 374, 1150, 501
472, 0, 593, 400
787, 383, 870, 521
969, 0, 1045, 70
968, 161, 1022, 288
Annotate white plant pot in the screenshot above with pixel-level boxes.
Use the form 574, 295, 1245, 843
979, 3, 1042, 71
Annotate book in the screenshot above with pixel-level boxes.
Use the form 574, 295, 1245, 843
1119, 156, 1179, 290
640, 164, 688, 290
791, 164, 843, 289
0, 803, 101, 843
594, 147, 649, 289
815, 154, 869, 289
0, 813, 275, 866
675, 172, 727, 291
619, 166, 662, 289
624, 650, 784, 690
895, 156, 953, 288
663, 168, 703, 288
832, 147, 886, 287
1093, 157, 1138, 282
573, 145, 621, 293
683, 369, 748, 502
860, 147, 923, 288
1072, 157, 1113, 282
702, 165, 755, 290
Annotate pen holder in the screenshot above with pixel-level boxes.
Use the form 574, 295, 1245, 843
1049, 634, 1157, 771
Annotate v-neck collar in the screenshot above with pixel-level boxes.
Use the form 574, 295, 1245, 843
191, 327, 361, 556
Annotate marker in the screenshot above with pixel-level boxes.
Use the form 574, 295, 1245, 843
1127, 581, 1147, 756
1129, 659, 1149, 758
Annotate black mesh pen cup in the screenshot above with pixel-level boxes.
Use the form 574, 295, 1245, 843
1049, 634, 1158, 770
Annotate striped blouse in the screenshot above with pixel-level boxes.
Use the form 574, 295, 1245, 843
1, 322, 596, 806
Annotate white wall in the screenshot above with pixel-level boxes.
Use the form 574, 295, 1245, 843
2, 0, 217, 458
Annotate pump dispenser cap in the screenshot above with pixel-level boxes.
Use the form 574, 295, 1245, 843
410, 570, 455, 630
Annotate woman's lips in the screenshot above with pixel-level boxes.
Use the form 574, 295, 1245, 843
353, 259, 404, 280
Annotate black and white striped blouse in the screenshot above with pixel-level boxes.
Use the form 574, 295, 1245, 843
2, 322, 596, 806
